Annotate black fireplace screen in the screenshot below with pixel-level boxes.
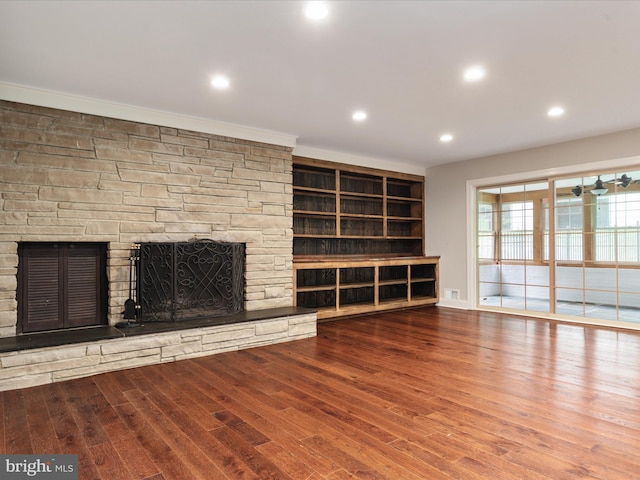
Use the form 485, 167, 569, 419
138, 240, 245, 322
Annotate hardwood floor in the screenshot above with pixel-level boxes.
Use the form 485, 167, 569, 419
2, 306, 640, 479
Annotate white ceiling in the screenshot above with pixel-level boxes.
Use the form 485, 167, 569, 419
1, 1, 640, 168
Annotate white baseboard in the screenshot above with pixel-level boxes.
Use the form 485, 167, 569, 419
436, 299, 471, 310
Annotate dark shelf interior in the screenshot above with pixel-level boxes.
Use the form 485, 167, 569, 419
294, 238, 423, 257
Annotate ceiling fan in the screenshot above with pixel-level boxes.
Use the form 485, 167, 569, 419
570, 174, 636, 197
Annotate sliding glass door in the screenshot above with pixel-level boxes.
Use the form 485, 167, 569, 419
554, 170, 640, 323
477, 181, 549, 313
477, 167, 640, 326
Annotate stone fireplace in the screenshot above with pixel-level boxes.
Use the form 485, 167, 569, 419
0, 100, 316, 390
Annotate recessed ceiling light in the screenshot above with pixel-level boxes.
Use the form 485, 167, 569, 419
440, 133, 454, 143
211, 75, 230, 89
305, 2, 329, 20
463, 65, 486, 82
547, 106, 565, 117
352, 110, 367, 121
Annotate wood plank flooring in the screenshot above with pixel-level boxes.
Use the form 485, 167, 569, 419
2, 306, 640, 479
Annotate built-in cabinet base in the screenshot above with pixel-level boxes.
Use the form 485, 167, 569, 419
294, 256, 439, 320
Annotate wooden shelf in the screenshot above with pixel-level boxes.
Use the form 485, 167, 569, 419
296, 284, 337, 293
339, 282, 375, 289
293, 156, 425, 258
293, 186, 336, 194
293, 156, 436, 319
293, 256, 439, 320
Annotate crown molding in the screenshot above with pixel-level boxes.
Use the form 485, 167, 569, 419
293, 144, 425, 176
0, 82, 297, 148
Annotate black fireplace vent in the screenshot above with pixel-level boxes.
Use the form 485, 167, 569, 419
138, 239, 245, 322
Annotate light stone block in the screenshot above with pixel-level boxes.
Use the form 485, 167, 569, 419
129, 137, 184, 155
230, 213, 290, 229
202, 327, 255, 345
160, 134, 208, 148
180, 330, 205, 342
232, 168, 290, 184
165, 223, 211, 234
250, 146, 291, 161
0, 356, 100, 379
248, 190, 288, 204
95, 146, 153, 163
265, 286, 285, 299
262, 204, 285, 216
244, 160, 270, 172
100, 335, 178, 355
202, 343, 240, 354
53, 354, 161, 381
0, 275, 17, 292
255, 319, 288, 335
170, 163, 215, 176
0, 345, 88, 368
141, 184, 169, 198
46, 170, 100, 188
0, 373, 52, 392
87, 344, 101, 356
288, 320, 317, 337
85, 221, 120, 235
0, 212, 27, 225
161, 341, 203, 359
39, 186, 123, 205
100, 347, 162, 364
0, 326, 15, 337
104, 118, 160, 138
186, 147, 244, 163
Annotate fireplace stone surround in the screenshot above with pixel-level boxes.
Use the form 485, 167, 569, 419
0, 100, 317, 390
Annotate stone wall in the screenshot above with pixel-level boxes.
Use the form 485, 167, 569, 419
0, 100, 294, 336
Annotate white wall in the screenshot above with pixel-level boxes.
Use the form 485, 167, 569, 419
424, 127, 640, 308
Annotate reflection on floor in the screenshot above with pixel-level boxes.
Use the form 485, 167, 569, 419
479, 295, 640, 324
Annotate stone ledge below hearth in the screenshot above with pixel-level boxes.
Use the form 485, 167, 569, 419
0, 307, 317, 392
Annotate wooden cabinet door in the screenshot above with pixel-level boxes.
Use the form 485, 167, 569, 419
18, 243, 107, 333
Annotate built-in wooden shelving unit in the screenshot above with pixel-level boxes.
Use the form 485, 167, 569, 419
293, 156, 439, 319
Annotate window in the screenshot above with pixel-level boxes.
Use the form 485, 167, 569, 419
500, 201, 533, 260
549, 197, 583, 261
477, 202, 495, 260
595, 192, 640, 262
17, 242, 108, 333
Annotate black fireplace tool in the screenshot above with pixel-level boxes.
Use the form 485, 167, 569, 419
116, 250, 142, 329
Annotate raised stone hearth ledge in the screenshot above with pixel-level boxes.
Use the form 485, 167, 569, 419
0, 307, 316, 392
